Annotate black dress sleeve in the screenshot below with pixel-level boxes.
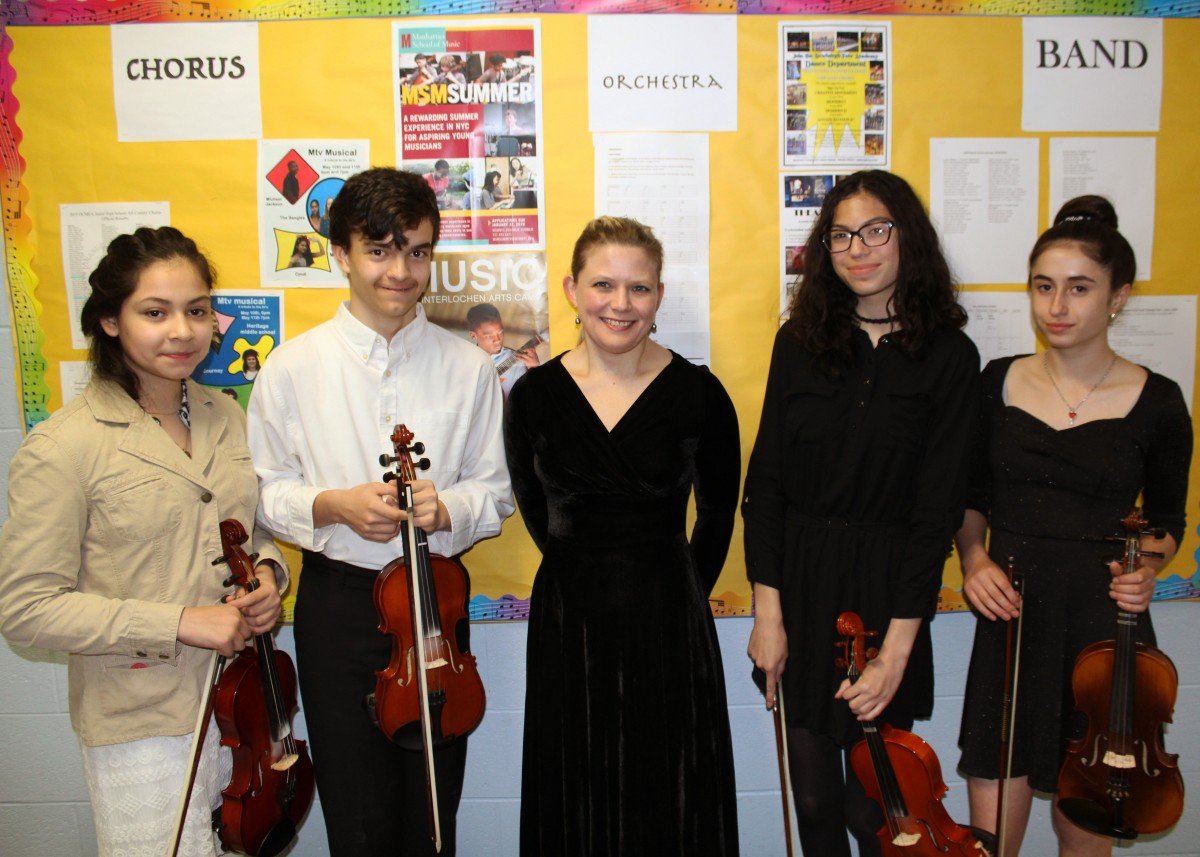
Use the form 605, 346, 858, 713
689, 367, 741, 595
1141, 373, 1193, 547
503, 373, 550, 554
891, 331, 981, 620
741, 329, 797, 590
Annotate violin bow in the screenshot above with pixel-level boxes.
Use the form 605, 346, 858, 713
399, 478, 443, 853
996, 557, 1024, 857
167, 649, 223, 857
772, 683, 800, 857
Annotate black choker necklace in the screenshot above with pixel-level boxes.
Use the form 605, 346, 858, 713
854, 312, 898, 325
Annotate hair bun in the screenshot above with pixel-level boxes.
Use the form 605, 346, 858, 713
1054, 195, 1118, 230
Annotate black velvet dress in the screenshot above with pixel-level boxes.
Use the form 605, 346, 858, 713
504, 352, 741, 857
957, 356, 1192, 792
742, 325, 980, 745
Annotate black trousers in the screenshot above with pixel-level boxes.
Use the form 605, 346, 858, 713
294, 551, 468, 857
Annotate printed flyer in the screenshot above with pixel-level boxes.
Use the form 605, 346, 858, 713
779, 172, 847, 317
780, 21, 891, 170
258, 139, 369, 287
193, 290, 284, 409
394, 19, 544, 250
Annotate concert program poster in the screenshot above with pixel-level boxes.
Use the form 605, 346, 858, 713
258, 139, 369, 287
393, 19, 545, 251
193, 290, 284, 410
780, 21, 891, 171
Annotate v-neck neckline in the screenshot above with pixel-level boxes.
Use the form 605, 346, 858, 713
554, 352, 678, 435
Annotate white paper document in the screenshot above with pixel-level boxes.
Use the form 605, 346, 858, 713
589, 16, 737, 133
1022, 17, 1162, 132
111, 23, 262, 142
60, 202, 170, 349
1049, 137, 1155, 281
959, 291, 1037, 370
930, 139, 1039, 286
594, 133, 711, 365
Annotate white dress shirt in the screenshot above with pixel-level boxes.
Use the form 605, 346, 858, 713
247, 302, 513, 568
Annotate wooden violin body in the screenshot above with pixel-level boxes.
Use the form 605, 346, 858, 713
837, 612, 990, 857
213, 520, 315, 857
373, 550, 485, 749
1056, 509, 1184, 839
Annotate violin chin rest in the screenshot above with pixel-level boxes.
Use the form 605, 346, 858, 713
1057, 797, 1138, 841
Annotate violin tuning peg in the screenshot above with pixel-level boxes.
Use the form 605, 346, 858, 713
383, 472, 399, 483
221, 575, 236, 588
378, 453, 394, 466
412, 442, 426, 455
248, 552, 259, 564
1143, 550, 1165, 560
211, 555, 227, 567
417, 458, 431, 471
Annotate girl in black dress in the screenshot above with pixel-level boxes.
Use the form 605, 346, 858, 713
957, 196, 1191, 857
744, 170, 979, 857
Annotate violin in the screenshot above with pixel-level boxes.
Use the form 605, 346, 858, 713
372, 424, 486, 852
212, 519, 315, 857
1056, 508, 1184, 839
836, 612, 990, 856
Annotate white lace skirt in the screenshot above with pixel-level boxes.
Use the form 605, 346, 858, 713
80, 721, 233, 857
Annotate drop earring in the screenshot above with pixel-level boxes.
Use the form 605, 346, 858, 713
574, 315, 580, 325
650, 322, 658, 334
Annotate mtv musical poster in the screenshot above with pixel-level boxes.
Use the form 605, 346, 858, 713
422, 249, 550, 399
780, 21, 891, 170
393, 20, 545, 251
258, 139, 369, 287
193, 290, 284, 410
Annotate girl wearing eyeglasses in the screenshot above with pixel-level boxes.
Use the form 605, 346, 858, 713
744, 170, 979, 857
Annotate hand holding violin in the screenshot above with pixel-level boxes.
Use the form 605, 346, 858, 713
313, 482, 404, 542
178, 603, 251, 658
226, 567, 282, 634
836, 617, 917, 722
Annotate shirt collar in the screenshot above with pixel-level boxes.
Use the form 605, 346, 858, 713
333, 301, 430, 363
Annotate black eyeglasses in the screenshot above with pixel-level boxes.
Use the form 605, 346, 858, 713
822, 221, 895, 253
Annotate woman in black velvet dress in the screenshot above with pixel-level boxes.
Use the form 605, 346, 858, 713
744, 170, 979, 857
505, 216, 741, 856
956, 196, 1192, 857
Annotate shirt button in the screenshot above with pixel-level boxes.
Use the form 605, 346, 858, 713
135, 651, 148, 658
158, 654, 170, 660
200, 492, 213, 503
384, 370, 392, 378
384, 415, 392, 422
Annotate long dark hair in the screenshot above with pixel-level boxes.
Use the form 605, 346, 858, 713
291, 235, 315, 265
80, 226, 215, 401
785, 170, 964, 374
1029, 195, 1135, 289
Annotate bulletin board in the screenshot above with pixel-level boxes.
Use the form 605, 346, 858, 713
4, 2, 1200, 620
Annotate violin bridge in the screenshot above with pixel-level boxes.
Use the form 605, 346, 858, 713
892, 832, 921, 847
270, 753, 300, 772
426, 656, 449, 669
1102, 750, 1135, 769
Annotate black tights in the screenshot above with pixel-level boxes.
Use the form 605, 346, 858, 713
786, 726, 895, 857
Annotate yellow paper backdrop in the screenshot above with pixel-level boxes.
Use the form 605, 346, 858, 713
7, 16, 1200, 616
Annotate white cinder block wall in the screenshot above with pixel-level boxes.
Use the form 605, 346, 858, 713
2, 289, 1198, 856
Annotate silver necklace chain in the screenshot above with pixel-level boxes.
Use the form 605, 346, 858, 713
1043, 352, 1117, 426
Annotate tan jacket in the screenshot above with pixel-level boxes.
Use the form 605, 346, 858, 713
0, 379, 287, 746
